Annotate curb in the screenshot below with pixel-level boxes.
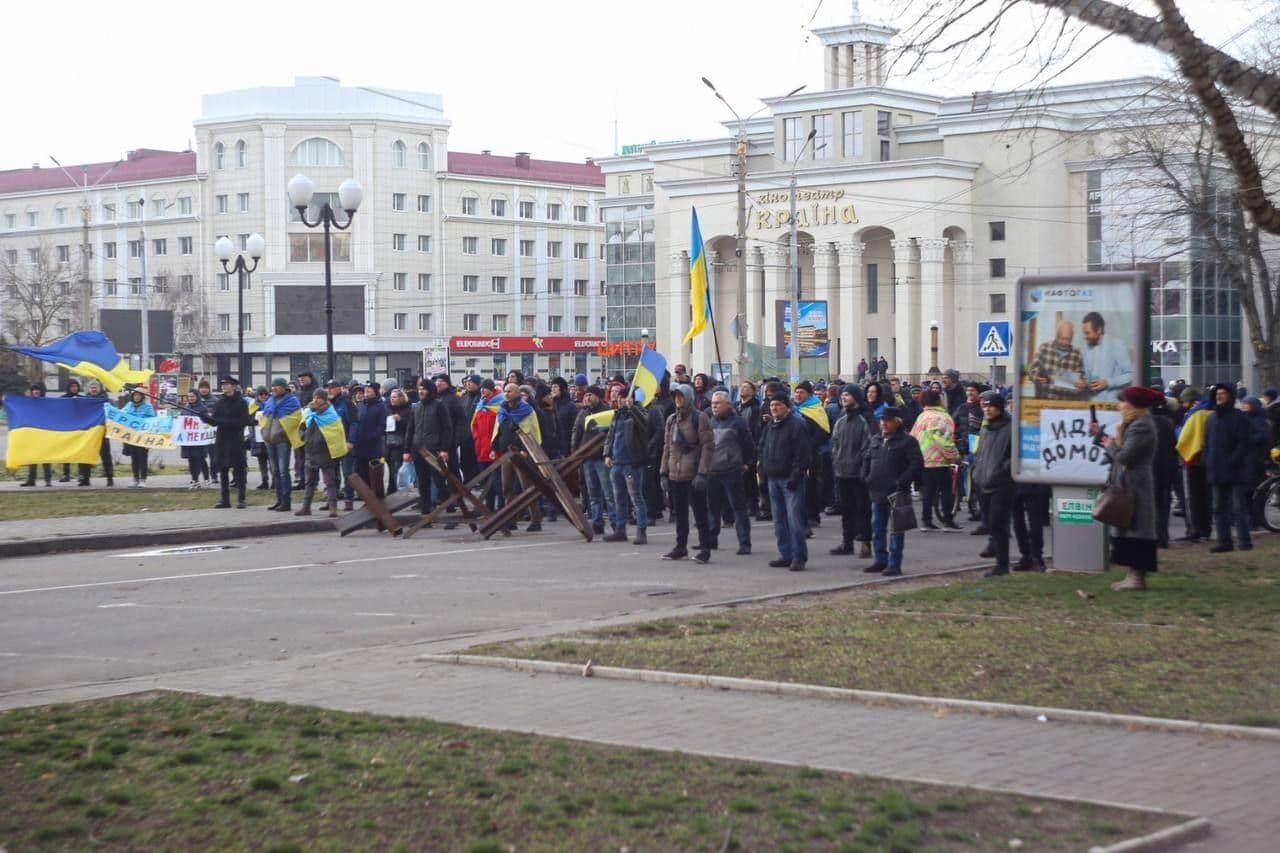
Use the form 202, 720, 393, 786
1089, 817, 1212, 853
0, 518, 337, 558
698, 563, 989, 609
420, 653, 1280, 742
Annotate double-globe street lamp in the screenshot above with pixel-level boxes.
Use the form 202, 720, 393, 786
286, 174, 363, 382
214, 233, 264, 383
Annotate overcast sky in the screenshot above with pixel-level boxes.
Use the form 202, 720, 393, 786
1, 0, 1263, 172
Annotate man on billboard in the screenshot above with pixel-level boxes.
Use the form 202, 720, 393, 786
1076, 311, 1134, 400
1027, 320, 1084, 399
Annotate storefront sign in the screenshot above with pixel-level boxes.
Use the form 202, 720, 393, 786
1150, 340, 1179, 353
751, 189, 857, 230
447, 336, 605, 353
596, 340, 657, 358
1056, 490, 1099, 525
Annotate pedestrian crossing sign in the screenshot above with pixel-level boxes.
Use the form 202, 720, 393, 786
976, 321, 1011, 358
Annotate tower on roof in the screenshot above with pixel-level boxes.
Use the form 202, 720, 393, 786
810, 0, 899, 90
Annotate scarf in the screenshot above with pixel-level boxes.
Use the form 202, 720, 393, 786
1113, 407, 1146, 447
796, 394, 830, 433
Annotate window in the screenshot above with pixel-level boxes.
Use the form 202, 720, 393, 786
491, 199, 506, 217
241, 313, 252, 331
520, 314, 535, 333
58, 281, 70, 296
104, 242, 117, 259
418, 141, 431, 170
177, 197, 192, 215
462, 236, 477, 254
238, 233, 250, 251
546, 241, 561, 258
519, 239, 535, 257
462, 275, 478, 292
879, 140, 891, 162
866, 263, 878, 313
217, 272, 229, 291
877, 111, 892, 136
573, 242, 589, 259
102, 203, 116, 222
152, 238, 167, 256
238, 193, 250, 212
393, 272, 407, 290
153, 275, 169, 293
214, 142, 224, 169
55, 207, 67, 225
417, 194, 432, 213
104, 278, 118, 296
546, 203, 561, 221
417, 312, 432, 331
152, 199, 166, 217
392, 140, 407, 168
784, 117, 804, 161
573, 204, 588, 222
392, 233, 407, 251
27, 248, 40, 264
491, 238, 507, 256
56, 245, 70, 263
519, 200, 534, 219
128, 276, 142, 294
573, 278, 588, 296
236, 140, 246, 168
179, 236, 193, 255
462, 313, 478, 331
218, 313, 231, 331
461, 197, 477, 215
4, 213, 15, 229
128, 239, 143, 258
491, 276, 507, 293
216, 195, 228, 214
180, 274, 193, 292
574, 315, 588, 333
547, 277, 562, 295
990, 258, 1006, 278
547, 314, 563, 332
813, 114, 833, 160
287, 233, 350, 262
599, 316, 607, 333
417, 273, 431, 291
290, 137, 344, 166
393, 312, 407, 330
417, 235, 432, 252
3, 248, 15, 264
26, 210, 38, 228
491, 314, 509, 332
989, 293, 1007, 313
127, 201, 141, 220
392, 193, 406, 211
520, 277, 535, 295
989, 221, 1006, 241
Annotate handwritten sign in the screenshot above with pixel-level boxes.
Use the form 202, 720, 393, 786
171, 415, 215, 447
105, 406, 175, 449
1036, 408, 1120, 484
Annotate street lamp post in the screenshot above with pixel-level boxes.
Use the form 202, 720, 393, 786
287, 174, 362, 382
215, 234, 264, 383
929, 321, 941, 375
788, 129, 820, 384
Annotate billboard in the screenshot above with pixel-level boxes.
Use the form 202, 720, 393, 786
1013, 272, 1147, 486
774, 300, 830, 358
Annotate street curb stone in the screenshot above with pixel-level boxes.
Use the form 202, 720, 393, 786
1088, 816, 1212, 853
421, 653, 1280, 742
0, 518, 336, 558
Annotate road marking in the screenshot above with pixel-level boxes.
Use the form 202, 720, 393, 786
354, 612, 399, 617
0, 540, 563, 597
97, 603, 137, 609
390, 574, 419, 579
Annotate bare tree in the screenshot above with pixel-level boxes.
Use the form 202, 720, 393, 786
155, 265, 214, 367
1, 243, 80, 379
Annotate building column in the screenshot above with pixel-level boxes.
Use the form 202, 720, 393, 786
918, 237, 949, 374
949, 239, 975, 370
837, 240, 865, 377
762, 244, 790, 357
668, 250, 690, 364
811, 242, 837, 374
891, 238, 917, 376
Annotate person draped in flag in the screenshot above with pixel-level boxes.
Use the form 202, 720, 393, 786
260, 377, 302, 511
793, 381, 831, 530
492, 382, 544, 532
297, 390, 345, 518
18, 383, 54, 488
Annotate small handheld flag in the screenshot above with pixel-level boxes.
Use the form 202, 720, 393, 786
630, 346, 668, 408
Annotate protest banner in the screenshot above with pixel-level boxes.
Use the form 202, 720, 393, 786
104, 406, 175, 449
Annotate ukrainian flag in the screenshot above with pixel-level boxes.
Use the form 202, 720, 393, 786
796, 394, 831, 433
280, 410, 304, 449
4, 396, 107, 468
303, 405, 348, 460
584, 409, 616, 431
11, 331, 152, 393
631, 346, 667, 408
681, 208, 710, 346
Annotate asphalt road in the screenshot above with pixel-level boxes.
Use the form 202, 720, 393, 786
0, 517, 991, 696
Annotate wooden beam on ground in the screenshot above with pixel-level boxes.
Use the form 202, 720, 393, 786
517, 431, 592, 538
338, 472, 404, 537
476, 433, 602, 540
402, 452, 508, 539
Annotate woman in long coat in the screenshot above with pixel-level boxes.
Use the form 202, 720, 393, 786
1091, 385, 1162, 591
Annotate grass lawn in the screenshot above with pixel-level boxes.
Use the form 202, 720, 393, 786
0, 692, 1172, 851
0, 486, 277, 521
471, 538, 1280, 727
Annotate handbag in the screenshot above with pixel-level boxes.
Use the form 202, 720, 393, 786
890, 490, 918, 533
1092, 464, 1135, 527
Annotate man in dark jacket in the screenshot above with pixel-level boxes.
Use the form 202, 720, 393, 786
326, 380, 358, 510
1150, 397, 1180, 548
550, 377, 578, 459
434, 374, 467, 483
202, 375, 254, 509
645, 375, 675, 521
971, 391, 1015, 575
292, 371, 319, 489
572, 386, 614, 535
953, 381, 986, 523
348, 380, 388, 502
737, 381, 764, 516
82, 379, 115, 487
1204, 383, 1254, 552
831, 384, 873, 559
705, 389, 756, 554
603, 391, 652, 544
941, 369, 964, 414
403, 381, 453, 515
758, 394, 813, 571
458, 374, 483, 479
860, 407, 923, 576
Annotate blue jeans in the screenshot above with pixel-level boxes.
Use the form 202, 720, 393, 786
1212, 483, 1251, 548
871, 499, 904, 570
610, 463, 648, 529
267, 442, 292, 506
768, 478, 808, 563
581, 458, 615, 528
340, 453, 356, 501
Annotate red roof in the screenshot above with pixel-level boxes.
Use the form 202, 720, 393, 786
447, 151, 603, 186
0, 149, 198, 196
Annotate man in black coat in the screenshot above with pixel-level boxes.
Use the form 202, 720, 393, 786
1204, 383, 1254, 552
971, 391, 1015, 576
737, 381, 765, 517
758, 394, 813, 571
860, 406, 923, 576
202, 375, 254, 508
433, 373, 466, 484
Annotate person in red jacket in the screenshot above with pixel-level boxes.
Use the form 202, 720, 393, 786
470, 379, 502, 510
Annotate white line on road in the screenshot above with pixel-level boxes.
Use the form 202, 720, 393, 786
390, 574, 419, 579
354, 612, 399, 617
97, 603, 137, 608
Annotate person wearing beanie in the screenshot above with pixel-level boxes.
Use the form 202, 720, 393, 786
830, 383, 875, 559
571, 384, 616, 535
758, 390, 813, 571
201, 375, 254, 507
1203, 383, 1253, 552
660, 383, 714, 562
433, 373, 467, 499
459, 375, 484, 480
1175, 386, 1213, 542
1239, 395, 1271, 525
861, 405, 922, 575
261, 377, 302, 511
348, 373, 390, 509
603, 387, 654, 545
971, 390, 1015, 576
249, 386, 273, 492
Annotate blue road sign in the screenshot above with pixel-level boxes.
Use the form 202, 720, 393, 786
977, 320, 1011, 358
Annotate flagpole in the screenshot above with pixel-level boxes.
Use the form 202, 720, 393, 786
706, 262, 724, 383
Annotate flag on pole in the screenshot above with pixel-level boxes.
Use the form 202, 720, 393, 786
11, 331, 152, 393
630, 346, 668, 407
681, 208, 711, 346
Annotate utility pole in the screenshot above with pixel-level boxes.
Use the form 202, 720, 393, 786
734, 130, 749, 377
788, 130, 819, 385
139, 197, 149, 370
52, 155, 124, 332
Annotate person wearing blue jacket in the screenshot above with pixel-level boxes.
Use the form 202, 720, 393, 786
348, 380, 389, 504
325, 379, 358, 510
1203, 383, 1253, 552
121, 388, 156, 487
260, 378, 301, 511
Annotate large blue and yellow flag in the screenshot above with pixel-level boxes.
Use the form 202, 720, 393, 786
796, 394, 831, 434
11, 331, 152, 393
681, 208, 711, 346
631, 346, 667, 408
4, 396, 107, 468
302, 405, 348, 460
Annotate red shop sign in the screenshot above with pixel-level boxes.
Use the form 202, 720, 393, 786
447, 336, 606, 353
